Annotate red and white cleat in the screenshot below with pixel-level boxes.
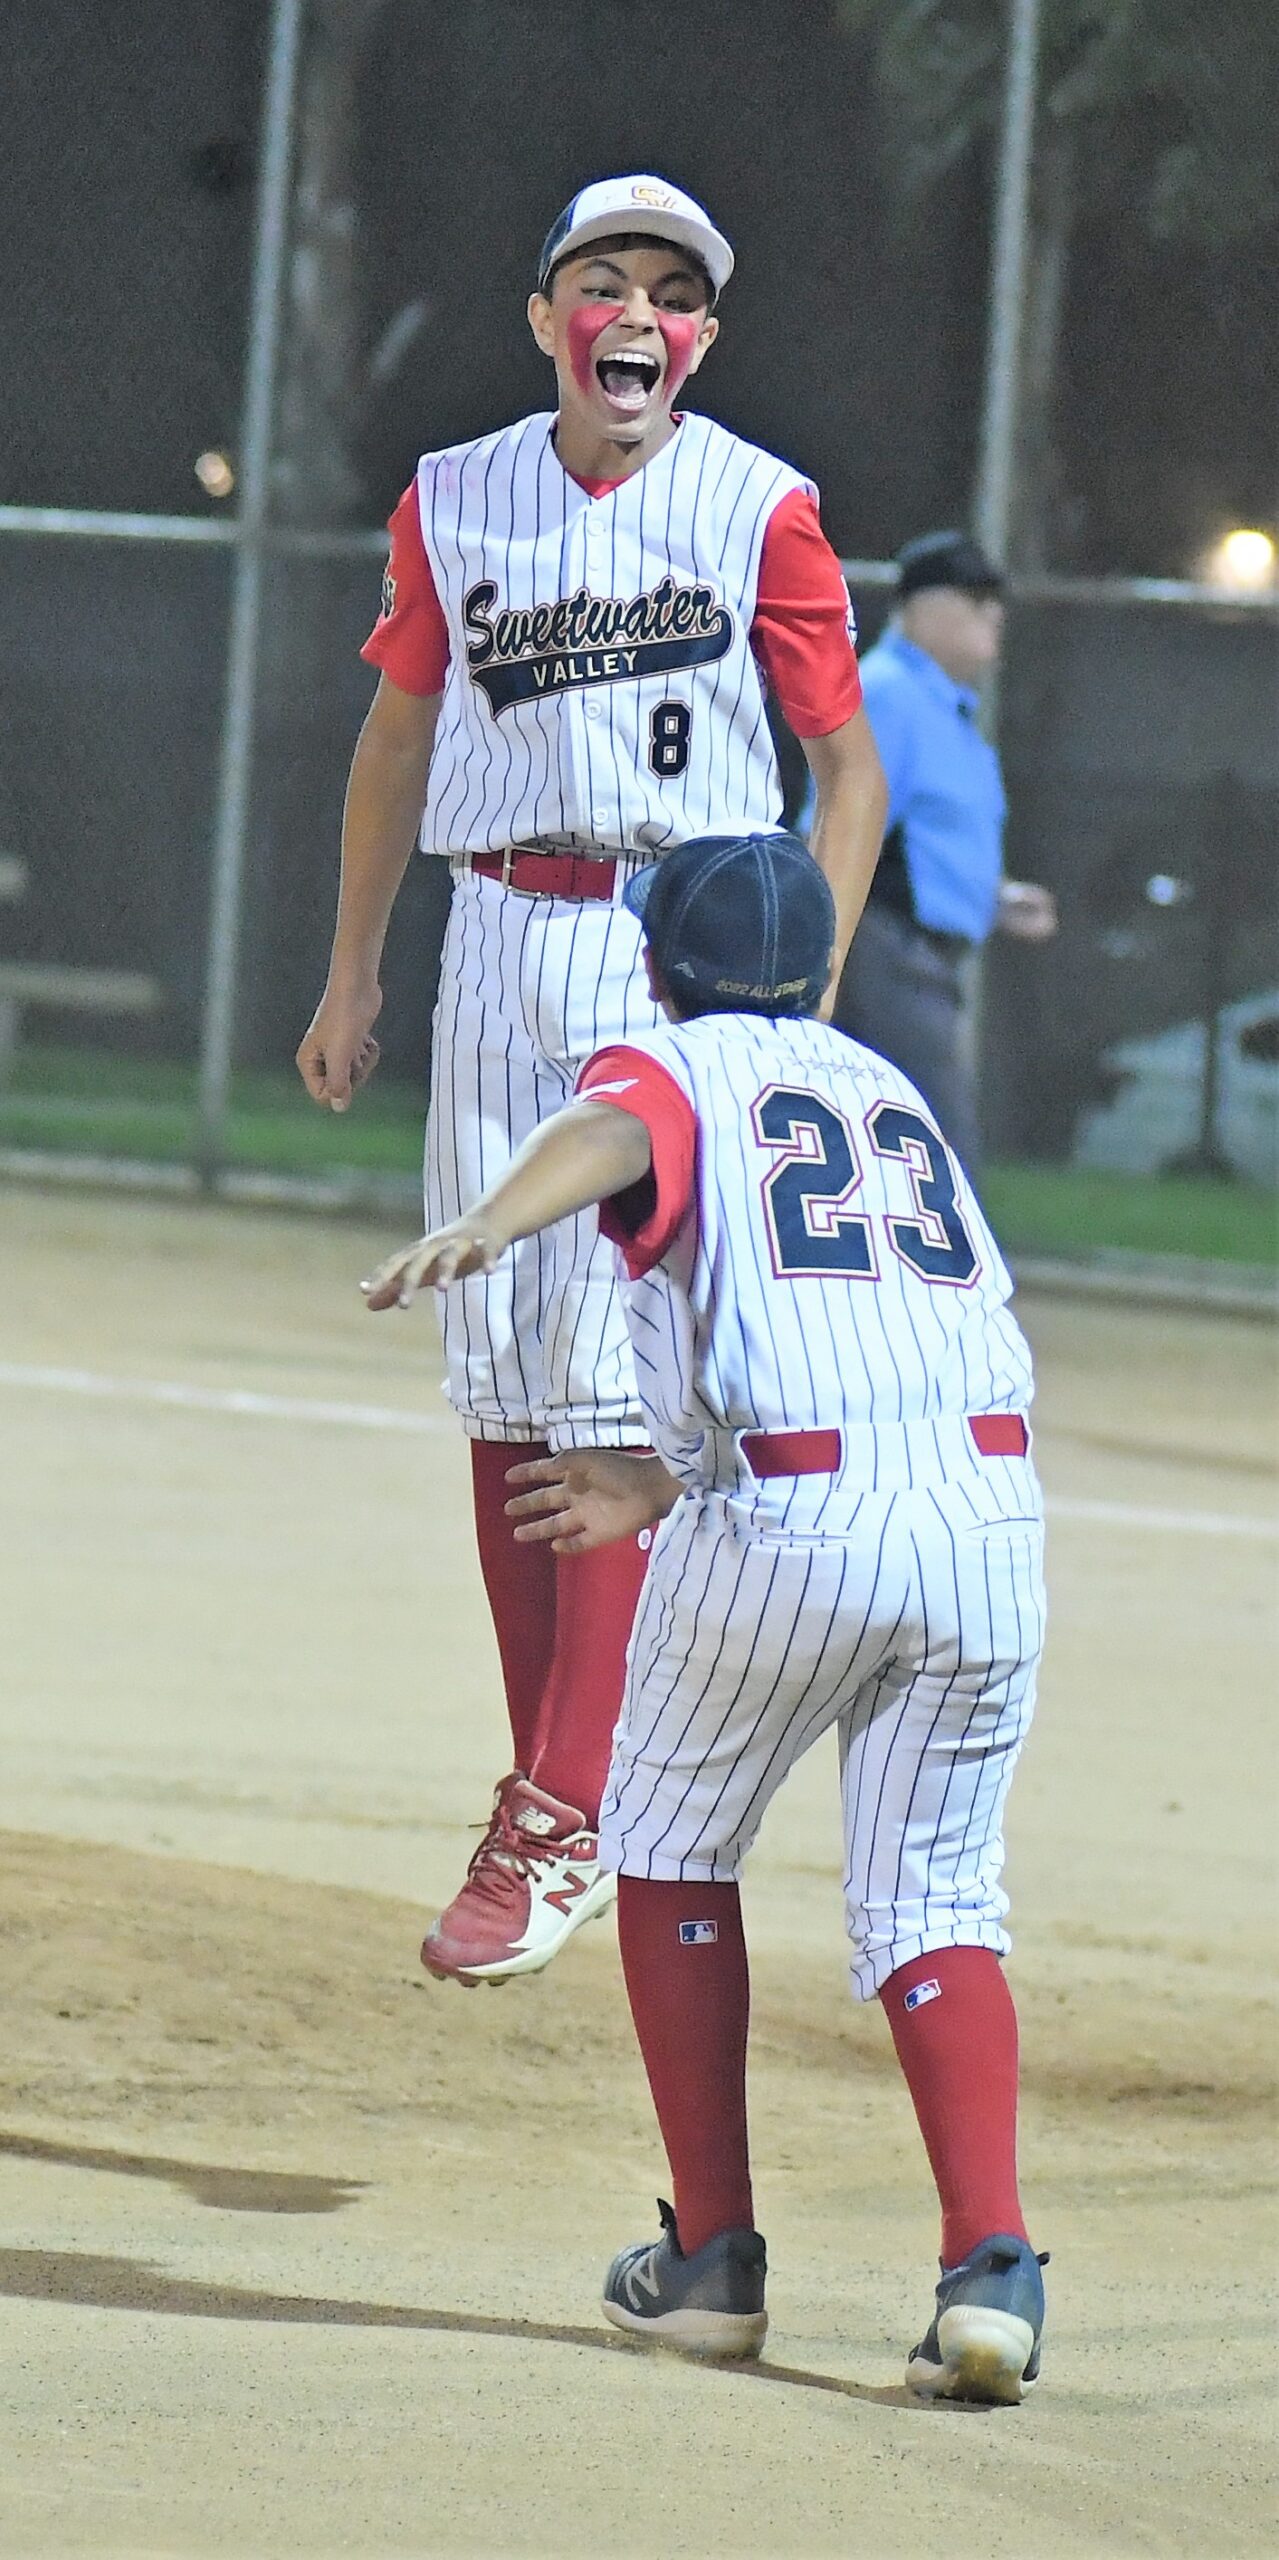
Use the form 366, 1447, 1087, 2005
421, 1774, 616, 1985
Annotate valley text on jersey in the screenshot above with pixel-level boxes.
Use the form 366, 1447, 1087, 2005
463, 574, 733, 713
410, 412, 812, 857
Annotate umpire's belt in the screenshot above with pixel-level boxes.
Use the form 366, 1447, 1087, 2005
469, 849, 618, 901
713, 1415, 1031, 1484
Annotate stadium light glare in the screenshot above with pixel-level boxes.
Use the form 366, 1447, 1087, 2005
1204, 527, 1276, 591
195, 450, 236, 500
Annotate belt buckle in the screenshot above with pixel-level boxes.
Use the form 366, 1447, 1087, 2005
500, 847, 516, 889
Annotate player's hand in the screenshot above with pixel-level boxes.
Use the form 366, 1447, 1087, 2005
296, 979, 383, 1111
998, 880, 1058, 943
361, 1218, 503, 1308
504, 1449, 681, 1554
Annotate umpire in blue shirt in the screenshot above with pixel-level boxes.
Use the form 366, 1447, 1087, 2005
831, 532, 1056, 1172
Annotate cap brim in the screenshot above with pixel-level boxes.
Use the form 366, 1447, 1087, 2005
622, 862, 661, 923
542, 208, 733, 295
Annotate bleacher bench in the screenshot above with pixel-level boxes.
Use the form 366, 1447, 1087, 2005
0, 962, 163, 1082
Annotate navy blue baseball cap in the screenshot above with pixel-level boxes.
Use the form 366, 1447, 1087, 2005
896, 530, 1004, 599
623, 830, 835, 1016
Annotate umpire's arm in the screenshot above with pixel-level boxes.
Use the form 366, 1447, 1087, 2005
802, 708, 887, 1016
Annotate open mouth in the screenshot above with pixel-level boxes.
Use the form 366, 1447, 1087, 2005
595, 349, 663, 415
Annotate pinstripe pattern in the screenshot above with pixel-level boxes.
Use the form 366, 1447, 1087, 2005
600, 1480, 1044, 1999
414, 412, 809, 856
607, 1013, 1035, 1522
416, 408, 818, 1443
593, 1008, 1044, 1994
424, 868, 661, 1443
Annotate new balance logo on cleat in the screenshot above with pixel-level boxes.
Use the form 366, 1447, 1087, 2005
544, 1868, 590, 1919
626, 2256, 664, 2305
420, 1774, 617, 1985
602, 2200, 768, 2361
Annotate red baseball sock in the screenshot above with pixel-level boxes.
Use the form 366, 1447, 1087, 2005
529, 1530, 650, 1827
616, 1876, 754, 2258
469, 1440, 557, 1774
882, 1946, 1028, 2268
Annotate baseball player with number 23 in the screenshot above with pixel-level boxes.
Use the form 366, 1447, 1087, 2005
298, 175, 886, 1982
364, 828, 1050, 2403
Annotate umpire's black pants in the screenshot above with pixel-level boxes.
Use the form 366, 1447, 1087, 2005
834, 904, 981, 1175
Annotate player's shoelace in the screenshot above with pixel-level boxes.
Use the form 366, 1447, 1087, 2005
458, 1800, 585, 1911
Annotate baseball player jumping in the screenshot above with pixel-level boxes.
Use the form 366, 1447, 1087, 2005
297, 176, 886, 1984
363, 828, 1049, 2404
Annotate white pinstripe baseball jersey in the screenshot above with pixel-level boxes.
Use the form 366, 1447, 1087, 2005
425, 864, 660, 1447
581, 1011, 1034, 1518
413, 411, 813, 858
585, 1008, 1045, 1988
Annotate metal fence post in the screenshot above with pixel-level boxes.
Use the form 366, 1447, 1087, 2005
967, 0, 1043, 1144
973, 0, 1043, 574
194, 0, 305, 1184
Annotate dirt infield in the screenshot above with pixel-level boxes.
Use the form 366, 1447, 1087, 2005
2, 1188, 1276, 2557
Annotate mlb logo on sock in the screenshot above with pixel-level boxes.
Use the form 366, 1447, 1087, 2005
904, 1977, 941, 2011
678, 1920, 719, 1946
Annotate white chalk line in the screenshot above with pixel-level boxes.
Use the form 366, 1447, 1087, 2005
1, 1361, 1274, 1543
0, 1360, 448, 1438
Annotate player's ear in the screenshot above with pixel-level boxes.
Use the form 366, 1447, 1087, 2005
684, 314, 719, 375
527, 292, 556, 357
644, 946, 678, 1017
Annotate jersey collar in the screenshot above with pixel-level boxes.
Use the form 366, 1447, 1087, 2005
882, 626, 981, 721
547, 410, 688, 499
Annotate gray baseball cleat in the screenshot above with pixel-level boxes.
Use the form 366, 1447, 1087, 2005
602, 2198, 768, 2359
906, 2233, 1049, 2404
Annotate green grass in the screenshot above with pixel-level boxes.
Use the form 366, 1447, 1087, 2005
2, 1045, 1275, 1268
981, 1160, 1277, 1269
0, 1046, 423, 1179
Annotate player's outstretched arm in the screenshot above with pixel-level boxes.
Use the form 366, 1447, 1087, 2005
504, 1449, 682, 1554
802, 708, 887, 1013
361, 1100, 653, 1309
296, 676, 441, 1112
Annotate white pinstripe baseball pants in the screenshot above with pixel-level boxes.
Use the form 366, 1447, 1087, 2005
599, 1452, 1045, 1999
424, 864, 661, 1446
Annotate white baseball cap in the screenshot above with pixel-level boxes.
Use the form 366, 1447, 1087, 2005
537, 174, 734, 299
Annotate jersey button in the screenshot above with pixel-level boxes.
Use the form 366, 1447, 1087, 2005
585, 699, 603, 721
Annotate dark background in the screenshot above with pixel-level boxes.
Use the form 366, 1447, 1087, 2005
6, 0, 1275, 564
2, 0, 1276, 1167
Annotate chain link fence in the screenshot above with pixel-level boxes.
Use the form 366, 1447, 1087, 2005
1, 0, 1275, 1261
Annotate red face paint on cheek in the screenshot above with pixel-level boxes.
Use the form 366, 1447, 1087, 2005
566, 302, 625, 396
657, 311, 701, 400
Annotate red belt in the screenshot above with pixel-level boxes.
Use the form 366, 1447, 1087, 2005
470, 850, 618, 901
741, 1415, 1029, 1478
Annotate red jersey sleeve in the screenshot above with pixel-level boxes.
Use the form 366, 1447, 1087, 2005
750, 486, 863, 738
360, 482, 451, 696
577, 1045, 698, 1279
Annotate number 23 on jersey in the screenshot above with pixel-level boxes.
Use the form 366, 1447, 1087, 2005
752, 1086, 980, 1287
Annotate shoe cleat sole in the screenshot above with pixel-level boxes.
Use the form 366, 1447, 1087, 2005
420, 1867, 617, 1986
601, 2297, 768, 2360
908, 2305, 1038, 2405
